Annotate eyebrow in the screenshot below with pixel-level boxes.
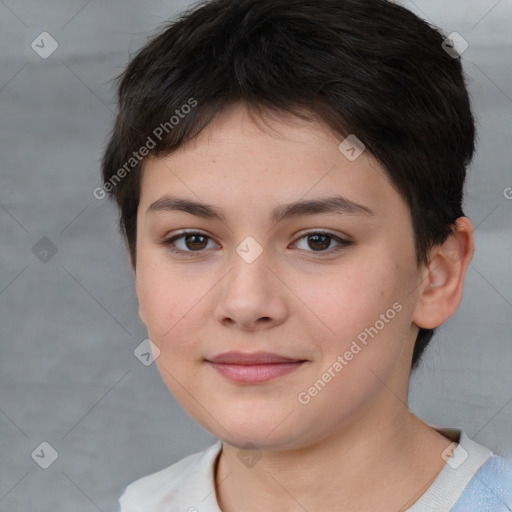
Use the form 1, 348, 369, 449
146, 194, 376, 224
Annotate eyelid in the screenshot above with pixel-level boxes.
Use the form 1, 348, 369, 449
162, 229, 220, 253
161, 229, 352, 256
164, 229, 218, 243
292, 228, 351, 242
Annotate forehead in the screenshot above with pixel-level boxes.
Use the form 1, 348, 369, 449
138, 104, 406, 226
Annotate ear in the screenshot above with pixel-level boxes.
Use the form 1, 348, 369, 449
412, 217, 474, 330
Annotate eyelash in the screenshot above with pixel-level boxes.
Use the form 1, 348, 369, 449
160, 230, 353, 257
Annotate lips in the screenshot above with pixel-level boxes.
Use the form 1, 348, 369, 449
207, 351, 304, 365
206, 351, 307, 384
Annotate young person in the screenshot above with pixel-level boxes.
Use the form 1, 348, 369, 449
100, 0, 512, 510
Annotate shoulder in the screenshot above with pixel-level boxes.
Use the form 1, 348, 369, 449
452, 454, 512, 511
118, 440, 222, 512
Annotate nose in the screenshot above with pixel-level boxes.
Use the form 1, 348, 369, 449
213, 248, 288, 332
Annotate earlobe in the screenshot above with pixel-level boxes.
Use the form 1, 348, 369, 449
412, 217, 475, 330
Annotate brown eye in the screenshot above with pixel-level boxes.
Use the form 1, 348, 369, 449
161, 230, 352, 258
182, 234, 209, 251
162, 231, 218, 255
307, 234, 331, 251
292, 231, 352, 254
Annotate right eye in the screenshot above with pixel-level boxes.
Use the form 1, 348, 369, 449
161, 231, 219, 256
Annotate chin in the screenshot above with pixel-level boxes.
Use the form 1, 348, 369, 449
219, 429, 294, 450
205, 407, 305, 450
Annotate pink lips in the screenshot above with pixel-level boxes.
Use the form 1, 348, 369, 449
206, 351, 306, 384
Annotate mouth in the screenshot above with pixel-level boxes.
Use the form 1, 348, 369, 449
205, 351, 307, 384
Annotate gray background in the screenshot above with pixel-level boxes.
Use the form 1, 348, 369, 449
0, 1, 511, 511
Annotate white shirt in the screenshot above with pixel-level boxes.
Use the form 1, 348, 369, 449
118, 427, 494, 512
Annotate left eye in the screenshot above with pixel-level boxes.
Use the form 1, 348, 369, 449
292, 232, 351, 252
161, 231, 351, 255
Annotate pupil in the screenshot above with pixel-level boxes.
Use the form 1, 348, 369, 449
309, 234, 329, 251
187, 235, 207, 250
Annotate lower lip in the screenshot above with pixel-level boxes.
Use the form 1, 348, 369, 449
207, 361, 305, 383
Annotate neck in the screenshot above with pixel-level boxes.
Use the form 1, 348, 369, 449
215, 402, 452, 512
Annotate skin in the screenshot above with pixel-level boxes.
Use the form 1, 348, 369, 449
133, 103, 474, 511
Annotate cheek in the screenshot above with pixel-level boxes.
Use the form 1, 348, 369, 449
136, 253, 200, 352
137, 266, 207, 403
300, 258, 398, 331
298, 253, 410, 366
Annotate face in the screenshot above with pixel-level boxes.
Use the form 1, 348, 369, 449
135, 104, 424, 451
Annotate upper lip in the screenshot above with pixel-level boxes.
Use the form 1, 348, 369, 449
207, 351, 305, 365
